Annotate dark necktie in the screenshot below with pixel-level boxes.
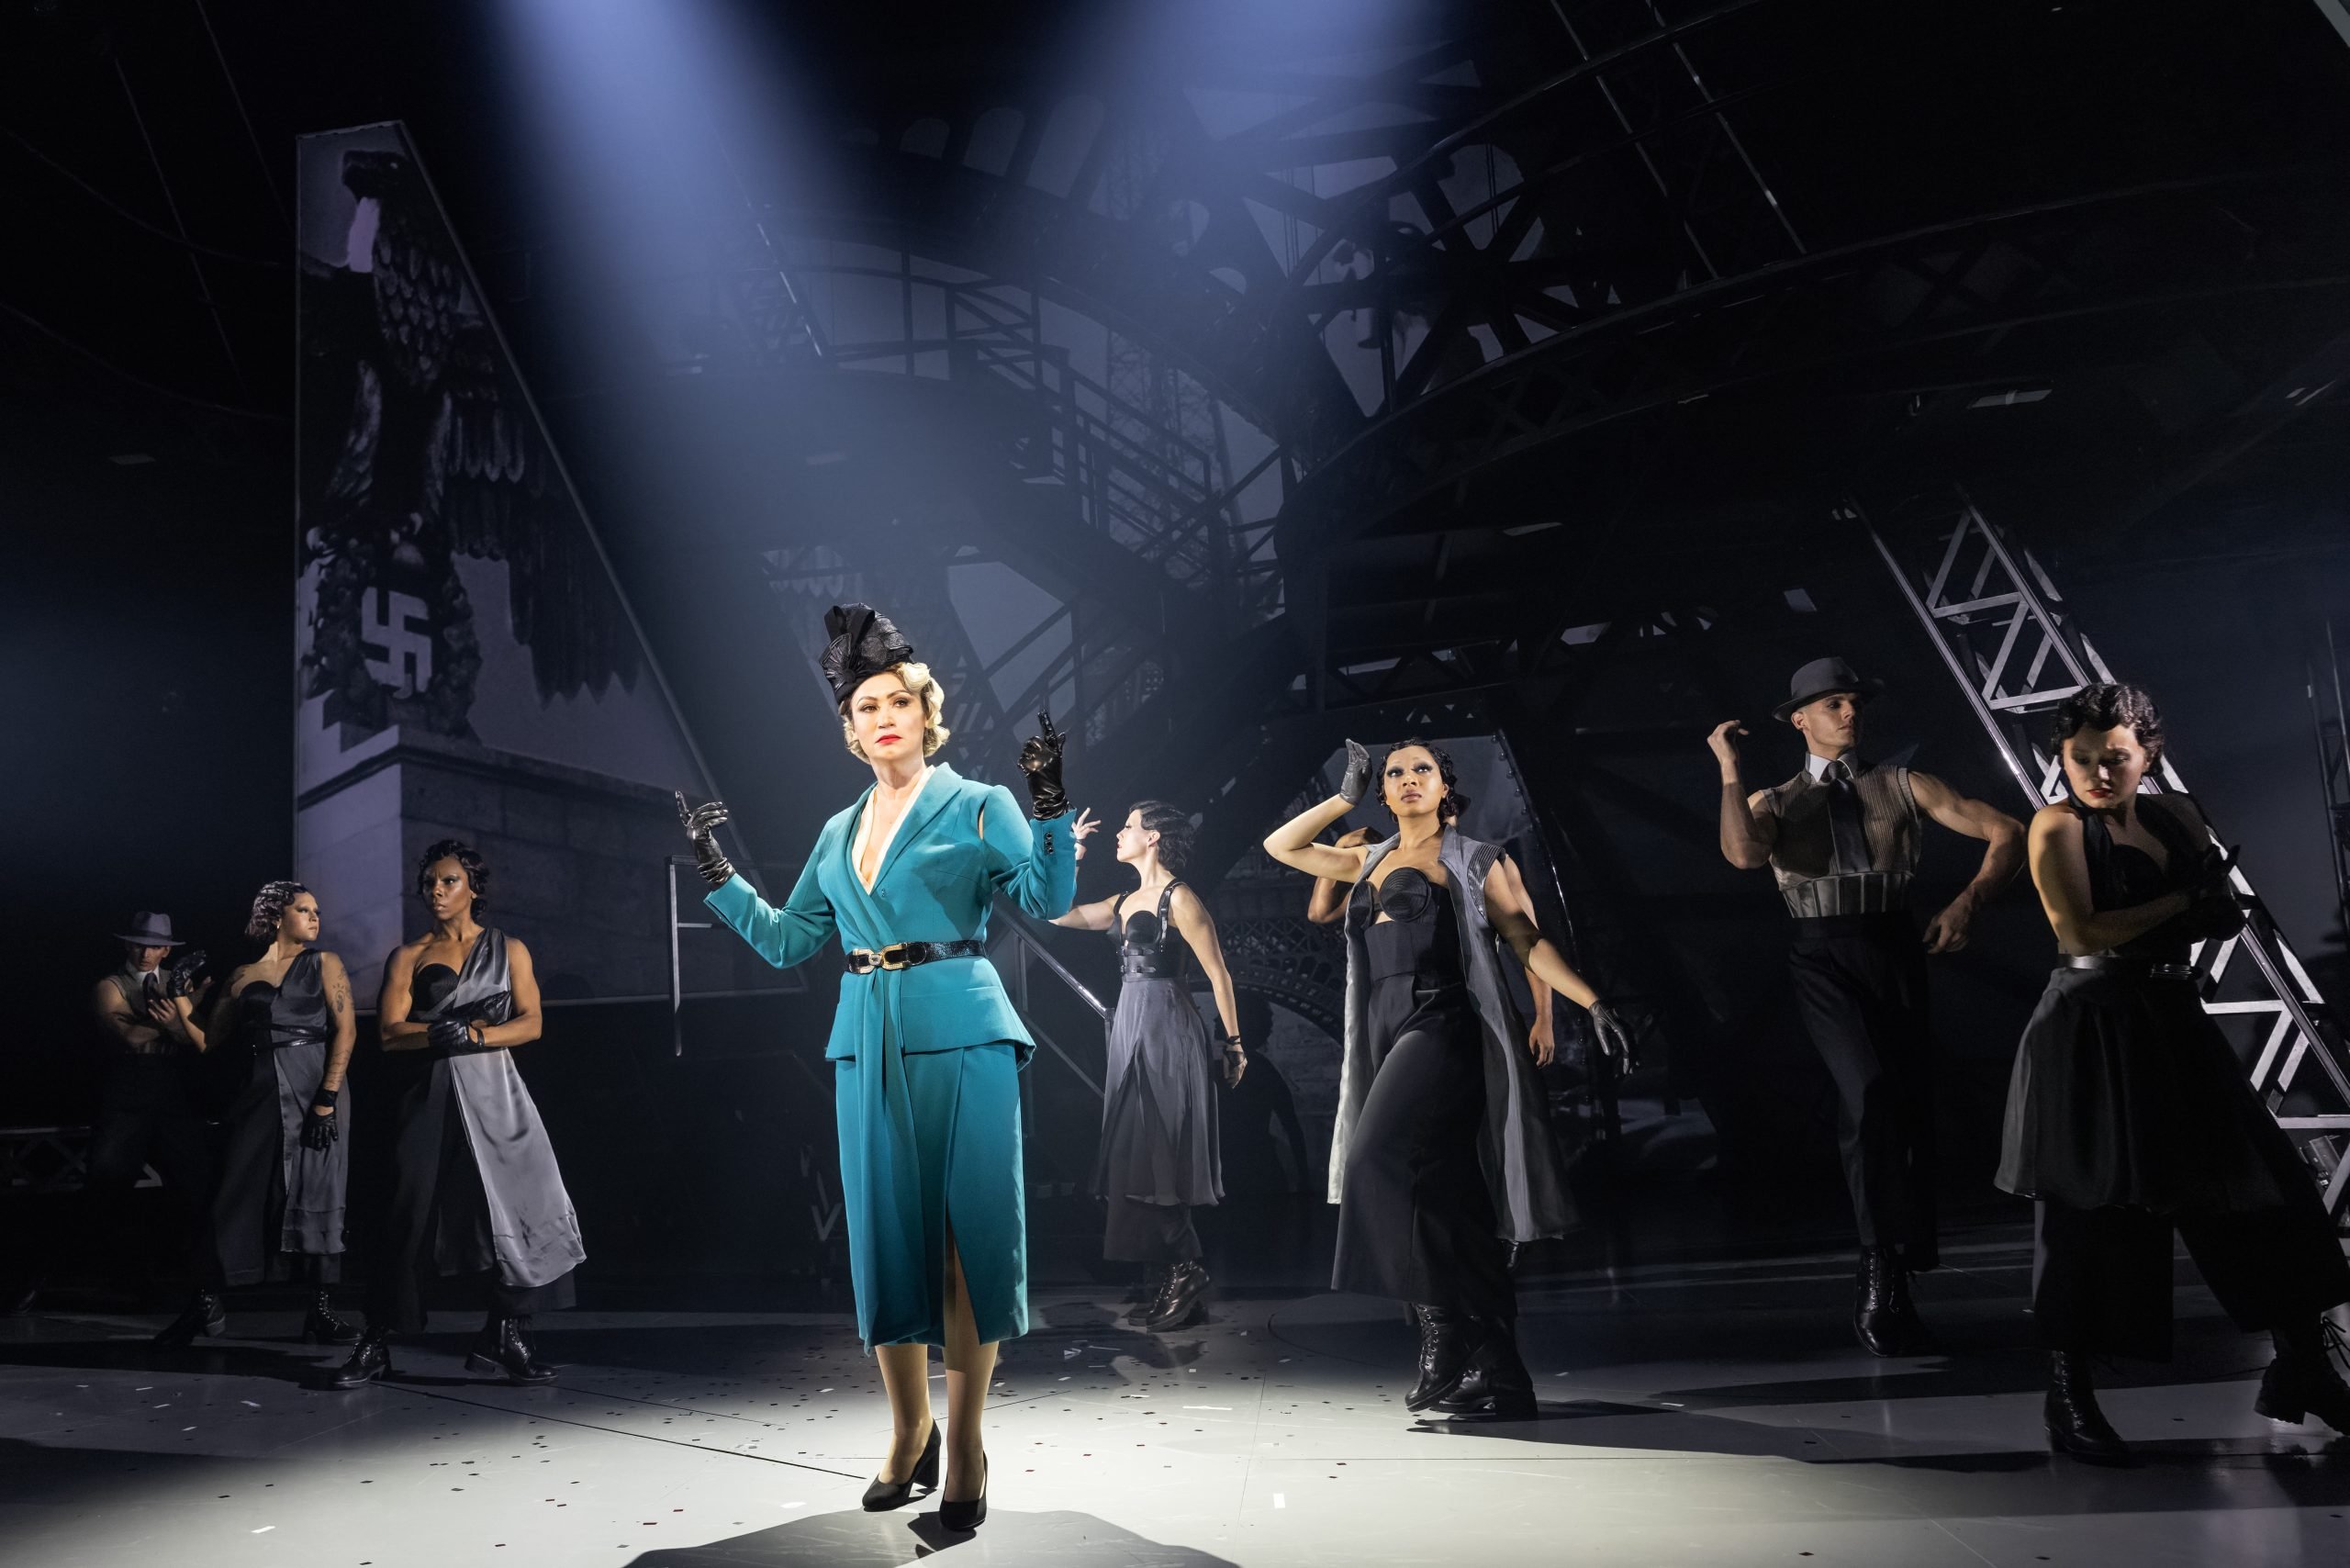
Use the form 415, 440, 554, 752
1825, 759, 1871, 876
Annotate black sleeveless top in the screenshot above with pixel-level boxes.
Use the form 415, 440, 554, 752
1359, 866, 1466, 987
2074, 796, 2201, 963
1110, 882, 1187, 981
232, 949, 329, 1051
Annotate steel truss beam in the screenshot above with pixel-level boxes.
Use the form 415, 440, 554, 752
1866, 486, 2350, 1215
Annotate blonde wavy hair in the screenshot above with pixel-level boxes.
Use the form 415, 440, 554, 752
840, 661, 951, 760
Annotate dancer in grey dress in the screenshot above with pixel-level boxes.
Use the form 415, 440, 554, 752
1055, 801, 1245, 1330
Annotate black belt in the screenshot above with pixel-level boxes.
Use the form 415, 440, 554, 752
2061, 955, 2195, 980
844, 938, 987, 975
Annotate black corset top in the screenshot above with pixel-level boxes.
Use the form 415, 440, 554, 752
1113, 882, 1187, 981
1360, 866, 1464, 986
412, 962, 461, 1016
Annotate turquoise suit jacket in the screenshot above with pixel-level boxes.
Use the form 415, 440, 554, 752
706, 763, 1077, 1345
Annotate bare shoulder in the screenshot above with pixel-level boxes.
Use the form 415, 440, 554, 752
2029, 801, 2080, 839
1170, 883, 1214, 921
504, 935, 536, 968
384, 937, 427, 974
316, 949, 349, 980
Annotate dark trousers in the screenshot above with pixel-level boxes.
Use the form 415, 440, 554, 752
365, 1059, 570, 1336
84, 1058, 223, 1292
1332, 1018, 1514, 1318
2035, 1199, 2350, 1361
1104, 1196, 1201, 1264
1787, 913, 1938, 1269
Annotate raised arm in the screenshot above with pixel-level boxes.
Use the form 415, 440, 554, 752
1051, 894, 1121, 932
1170, 886, 1246, 1082
979, 786, 1080, 920
708, 846, 842, 970
1910, 770, 2026, 953
1268, 739, 1376, 882
2027, 804, 2190, 955
1305, 826, 1374, 924
1708, 721, 1777, 870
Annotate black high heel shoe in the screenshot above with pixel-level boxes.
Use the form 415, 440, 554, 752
861, 1419, 940, 1511
937, 1454, 987, 1531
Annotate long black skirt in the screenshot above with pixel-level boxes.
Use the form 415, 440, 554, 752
212, 1047, 345, 1288
1998, 966, 2311, 1215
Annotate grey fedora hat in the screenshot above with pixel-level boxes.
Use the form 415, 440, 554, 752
114, 911, 183, 946
1773, 656, 1886, 723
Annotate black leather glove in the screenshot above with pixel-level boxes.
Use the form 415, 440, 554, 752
165, 949, 208, 998
1586, 1000, 1636, 1062
1336, 738, 1372, 806
1017, 711, 1069, 820
676, 791, 736, 888
428, 1017, 487, 1057
300, 1101, 340, 1151
1219, 1034, 1247, 1088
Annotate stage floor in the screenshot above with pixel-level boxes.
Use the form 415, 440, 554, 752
3, 1226, 2346, 1567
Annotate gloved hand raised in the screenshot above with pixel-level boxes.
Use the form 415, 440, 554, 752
676, 792, 737, 888
1017, 711, 1069, 820
1337, 739, 1372, 806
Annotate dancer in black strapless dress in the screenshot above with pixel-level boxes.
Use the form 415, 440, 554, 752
329, 840, 585, 1390
1055, 801, 1246, 1332
2001, 684, 2350, 1461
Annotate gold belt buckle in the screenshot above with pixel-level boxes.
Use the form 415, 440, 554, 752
876, 942, 912, 970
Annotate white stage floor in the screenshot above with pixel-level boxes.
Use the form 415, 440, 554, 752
4, 1230, 2347, 1566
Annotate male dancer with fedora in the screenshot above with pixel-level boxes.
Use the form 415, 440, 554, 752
87, 912, 223, 1344
1709, 658, 2023, 1354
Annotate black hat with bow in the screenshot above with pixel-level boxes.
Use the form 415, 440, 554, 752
820, 604, 916, 707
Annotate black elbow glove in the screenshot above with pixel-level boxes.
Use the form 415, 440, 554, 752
1017, 711, 1069, 820
676, 791, 737, 888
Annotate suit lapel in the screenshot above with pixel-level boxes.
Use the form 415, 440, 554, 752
867, 763, 961, 895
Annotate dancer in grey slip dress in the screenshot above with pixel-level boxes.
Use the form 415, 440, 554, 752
1054, 801, 1245, 1330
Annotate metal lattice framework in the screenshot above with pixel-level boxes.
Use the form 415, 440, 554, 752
1866, 487, 2350, 1213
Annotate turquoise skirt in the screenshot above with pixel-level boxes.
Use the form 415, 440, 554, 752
835, 1041, 1028, 1348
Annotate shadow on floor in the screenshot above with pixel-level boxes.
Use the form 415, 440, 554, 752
627, 1506, 1239, 1565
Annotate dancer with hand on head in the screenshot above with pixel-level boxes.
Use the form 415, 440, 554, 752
1711, 657, 2024, 1356
1264, 738, 1629, 1421
677, 603, 1080, 1531
328, 840, 585, 1390
152, 882, 357, 1346
1054, 801, 1245, 1331
1999, 683, 2350, 1462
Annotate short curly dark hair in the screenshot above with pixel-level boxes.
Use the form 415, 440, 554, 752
1380, 737, 1470, 824
1127, 800, 1197, 876
2053, 682, 2165, 764
246, 880, 310, 944
415, 839, 491, 908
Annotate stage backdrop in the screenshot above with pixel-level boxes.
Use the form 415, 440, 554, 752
296, 122, 722, 1004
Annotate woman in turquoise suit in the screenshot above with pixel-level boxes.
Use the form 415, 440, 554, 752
677, 603, 1076, 1531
